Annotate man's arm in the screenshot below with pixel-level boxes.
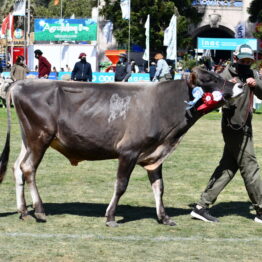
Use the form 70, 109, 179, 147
10, 65, 16, 81
42, 57, 51, 75
88, 63, 92, 82
248, 71, 262, 99
153, 60, 163, 80
71, 63, 77, 80
122, 63, 132, 82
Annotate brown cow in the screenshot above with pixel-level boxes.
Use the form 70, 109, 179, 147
0, 67, 243, 227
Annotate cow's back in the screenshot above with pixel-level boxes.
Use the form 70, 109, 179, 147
11, 79, 190, 164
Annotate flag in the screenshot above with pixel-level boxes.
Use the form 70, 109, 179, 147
13, 0, 26, 16
1, 14, 14, 40
142, 15, 150, 61
235, 22, 245, 38
1, 15, 9, 35
120, 0, 130, 20
164, 15, 177, 61
202, 49, 211, 57
103, 21, 113, 43
8, 13, 14, 40
54, 0, 59, 5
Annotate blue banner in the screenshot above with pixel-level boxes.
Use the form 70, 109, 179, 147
1, 72, 11, 79
1, 72, 151, 83
128, 73, 150, 82
57, 72, 71, 80
92, 72, 115, 83
197, 38, 257, 51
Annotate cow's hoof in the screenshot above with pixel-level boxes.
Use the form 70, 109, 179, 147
160, 217, 176, 226
19, 212, 31, 221
106, 221, 119, 227
35, 212, 47, 223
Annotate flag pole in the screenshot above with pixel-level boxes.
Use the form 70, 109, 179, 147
60, 0, 63, 18
27, 0, 31, 62
148, 14, 150, 72
96, 0, 100, 72
128, 0, 131, 62
10, 14, 14, 66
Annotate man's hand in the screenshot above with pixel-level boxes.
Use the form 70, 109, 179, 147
246, 77, 256, 88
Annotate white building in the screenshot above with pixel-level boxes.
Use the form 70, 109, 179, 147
189, 0, 258, 62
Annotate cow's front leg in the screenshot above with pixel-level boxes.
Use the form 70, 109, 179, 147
105, 156, 137, 227
13, 142, 29, 219
147, 165, 176, 226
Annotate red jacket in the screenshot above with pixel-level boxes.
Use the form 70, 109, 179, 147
38, 55, 51, 78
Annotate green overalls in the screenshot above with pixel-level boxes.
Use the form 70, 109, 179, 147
198, 63, 262, 214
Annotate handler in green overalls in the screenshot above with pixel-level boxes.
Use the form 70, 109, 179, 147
191, 44, 262, 223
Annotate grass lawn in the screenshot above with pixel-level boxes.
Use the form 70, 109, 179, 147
0, 108, 262, 261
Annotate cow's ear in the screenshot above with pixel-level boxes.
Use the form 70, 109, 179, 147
189, 72, 197, 87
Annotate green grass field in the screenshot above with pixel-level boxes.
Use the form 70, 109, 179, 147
0, 108, 262, 262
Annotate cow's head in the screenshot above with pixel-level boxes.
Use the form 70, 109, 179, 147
187, 67, 243, 113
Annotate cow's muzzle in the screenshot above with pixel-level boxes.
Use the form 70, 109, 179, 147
224, 83, 243, 100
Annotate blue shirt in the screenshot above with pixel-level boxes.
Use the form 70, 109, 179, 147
154, 59, 170, 78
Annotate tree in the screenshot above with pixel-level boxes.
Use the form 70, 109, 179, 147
33, 0, 97, 18
0, 0, 97, 26
100, 0, 202, 53
0, 0, 15, 21
248, 0, 262, 39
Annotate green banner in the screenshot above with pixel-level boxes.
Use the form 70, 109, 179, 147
34, 19, 97, 42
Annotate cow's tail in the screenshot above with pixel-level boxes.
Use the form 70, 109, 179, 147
0, 89, 12, 183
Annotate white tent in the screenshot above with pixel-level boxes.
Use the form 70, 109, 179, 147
28, 44, 97, 72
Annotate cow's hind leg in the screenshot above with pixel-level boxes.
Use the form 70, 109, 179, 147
105, 156, 137, 227
13, 141, 28, 219
20, 139, 51, 222
147, 165, 176, 226
20, 152, 46, 222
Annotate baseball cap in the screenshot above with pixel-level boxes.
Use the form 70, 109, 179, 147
233, 44, 254, 60
79, 52, 87, 59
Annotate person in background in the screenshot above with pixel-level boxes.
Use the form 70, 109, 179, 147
71, 53, 92, 82
149, 61, 157, 81
10, 56, 29, 81
65, 64, 71, 72
34, 49, 51, 79
130, 59, 139, 73
114, 53, 131, 82
52, 66, 58, 77
153, 53, 172, 82
259, 66, 262, 80
191, 44, 262, 224
0, 59, 3, 74
5, 62, 11, 72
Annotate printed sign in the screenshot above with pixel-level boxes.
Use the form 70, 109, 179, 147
192, 0, 243, 7
128, 73, 150, 82
34, 19, 97, 42
92, 72, 115, 83
197, 38, 257, 51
